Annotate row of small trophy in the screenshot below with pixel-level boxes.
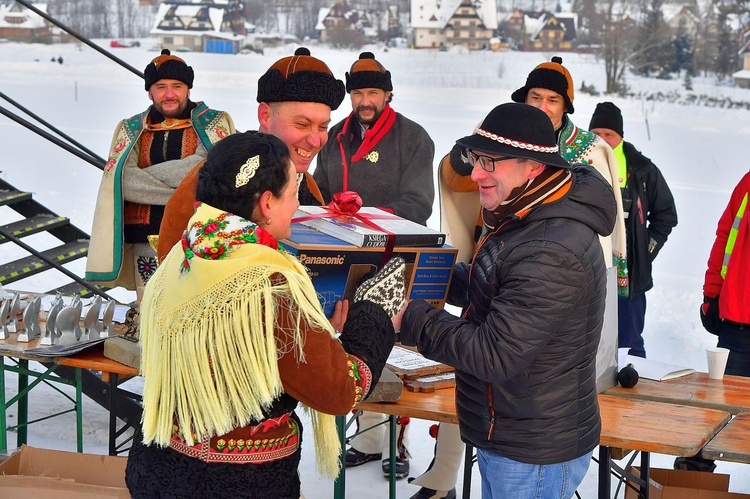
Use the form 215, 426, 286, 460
0, 293, 116, 346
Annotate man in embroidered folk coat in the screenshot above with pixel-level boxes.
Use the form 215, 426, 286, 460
510, 56, 627, 292
314, 52, 435, 226
313, 51, 436, 480
86, 49, 235, 296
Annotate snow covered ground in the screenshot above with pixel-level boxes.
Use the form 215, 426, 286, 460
2, 40, 750, 497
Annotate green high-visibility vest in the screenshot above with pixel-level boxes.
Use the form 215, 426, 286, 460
722, 193, 749, 278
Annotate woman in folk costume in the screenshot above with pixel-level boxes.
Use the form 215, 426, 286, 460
125, 131, 405, 498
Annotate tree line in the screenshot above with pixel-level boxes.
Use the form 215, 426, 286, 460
40, 0, 750, 92
574, 0, 750, 93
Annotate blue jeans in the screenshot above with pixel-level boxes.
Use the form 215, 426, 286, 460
618, 293, 647, 358
477, 448, 593, 499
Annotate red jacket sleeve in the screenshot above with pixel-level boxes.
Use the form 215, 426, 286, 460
704, 172, 750, 298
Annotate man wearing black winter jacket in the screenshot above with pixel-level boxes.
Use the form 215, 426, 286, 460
395, 103, 614, 498
590, 101, 678, 358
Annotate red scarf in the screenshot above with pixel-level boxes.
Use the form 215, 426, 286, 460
337, 103, 396, 191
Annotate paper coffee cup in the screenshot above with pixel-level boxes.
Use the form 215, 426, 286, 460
706, 347, 730, 380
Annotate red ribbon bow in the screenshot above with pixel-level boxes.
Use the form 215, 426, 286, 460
329, 191, 363, 215
294, 191, 396, 268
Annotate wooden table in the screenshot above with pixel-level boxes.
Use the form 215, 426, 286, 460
605, 372, 750, 415
358, 386, 457, 424
334, 389, 733, 499
0, 334, 89, 453
1, 340, 139, 456
597, 394, 731, 499
56, 347, 140, 455
702, 412, 750, 463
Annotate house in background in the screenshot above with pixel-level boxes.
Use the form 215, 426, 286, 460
662, 3, 700, 33
504, 10, 577, 51
151, 0, 245, 54
411, 0, 497, 50
0, 2, 52, 42
316, 0, 376, 44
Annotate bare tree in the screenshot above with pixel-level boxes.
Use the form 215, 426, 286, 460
631, 0, 673, 76
691, 0, 719, 77
600, 0, 637, 93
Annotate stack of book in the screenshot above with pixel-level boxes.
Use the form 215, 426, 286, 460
293, 206, 446, 248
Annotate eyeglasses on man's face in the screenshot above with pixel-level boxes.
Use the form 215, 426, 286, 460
465, 149, 512, 173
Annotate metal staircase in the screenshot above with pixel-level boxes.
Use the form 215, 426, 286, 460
0, 1, 151, 456
0, 177, 95, 296
0, 176, 142, 456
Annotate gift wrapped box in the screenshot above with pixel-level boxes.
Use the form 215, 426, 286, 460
293, 205, 446, 248
282, 224, 457, 317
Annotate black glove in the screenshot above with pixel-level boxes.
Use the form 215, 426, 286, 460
700, 296, 721, 336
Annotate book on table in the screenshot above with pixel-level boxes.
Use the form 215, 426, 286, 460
293, 206, 446, 248
386, 345, 454, 380
622, 354, 696, 381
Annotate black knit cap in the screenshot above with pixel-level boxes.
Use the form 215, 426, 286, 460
143, 49, 194, 90
456, 103, 570, 169
589, 101, 624, 137
257, 47, 345, 110
345, 52, 393, 93
511, 56, 575, 114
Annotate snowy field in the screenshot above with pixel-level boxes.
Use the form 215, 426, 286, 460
2, 40, 750, 497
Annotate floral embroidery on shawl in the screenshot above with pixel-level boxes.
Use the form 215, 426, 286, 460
180, 203, 283, 275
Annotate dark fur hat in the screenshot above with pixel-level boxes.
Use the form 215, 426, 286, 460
345, 52, 393, 93
144, 49, 194, 90
257, 47, 345, 110
511, 56, 575, 114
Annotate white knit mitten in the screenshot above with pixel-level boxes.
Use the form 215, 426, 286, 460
354, 257, 406, 319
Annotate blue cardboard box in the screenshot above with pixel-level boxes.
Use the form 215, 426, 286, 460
282, 225, 458, 317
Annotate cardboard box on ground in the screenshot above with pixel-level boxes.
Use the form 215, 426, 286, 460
282, 224, 458, 317
627, 467, 750, 499
0, 445, 129, 498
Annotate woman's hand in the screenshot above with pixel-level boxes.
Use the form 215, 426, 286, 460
391, 301, 408, 340
330, 299, 349, 334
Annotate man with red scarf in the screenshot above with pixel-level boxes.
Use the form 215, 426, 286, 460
314, 51, 435, 226
314, 51, 436, 480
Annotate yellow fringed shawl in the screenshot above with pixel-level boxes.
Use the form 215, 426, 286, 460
139, 204, 342, 477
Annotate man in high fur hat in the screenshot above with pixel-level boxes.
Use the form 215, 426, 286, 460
86, 49, 235, 299
314, 51, 436, 481
157, 47, 346, 262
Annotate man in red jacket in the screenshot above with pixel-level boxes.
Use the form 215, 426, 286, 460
675, 170, 750, 472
